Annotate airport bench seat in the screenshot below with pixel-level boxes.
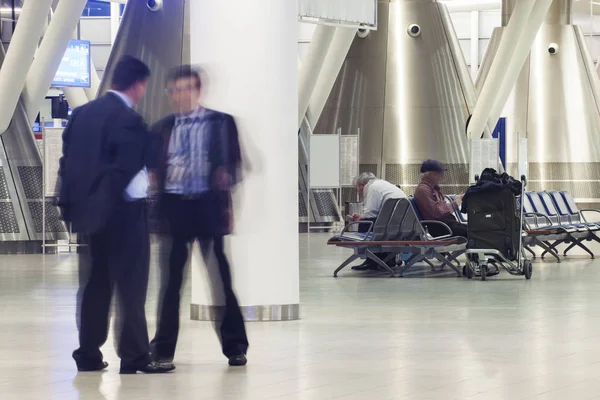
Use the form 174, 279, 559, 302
329, 198, 467, 278
529, 191, 597, 260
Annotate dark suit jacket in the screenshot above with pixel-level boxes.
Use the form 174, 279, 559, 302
58, 92, 158, 234
150, 108, 242, 235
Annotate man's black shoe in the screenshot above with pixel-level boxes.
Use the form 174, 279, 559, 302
77, 361, 109, 372
228, 354, 247, 366
351, 261, 381, 271
119, 361, 176, 374
150, 352, 174, 364
351, 261, 372, 271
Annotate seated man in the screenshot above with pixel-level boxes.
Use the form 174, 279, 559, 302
413, 160, 467, 238
350, 172, 406, 271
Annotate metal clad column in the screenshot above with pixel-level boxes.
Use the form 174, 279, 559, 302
545, 0, 570, 25
22, 0, 88, 125
306, 27, 356, 130
0, 0, 53, 134
189, 0, 299, 320
298, 25, 335, 129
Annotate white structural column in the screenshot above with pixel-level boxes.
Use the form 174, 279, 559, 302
297, 24, 336, 129
110, 2, 120, 45
470, 11, 479, 79
22, 0, 88, 125
306, 27, 356, 130
0, 0, 53, 134
61, 87, 89, 109
467, 0, 537, 138
486, 0, 554, 133
189, 0, 299, 320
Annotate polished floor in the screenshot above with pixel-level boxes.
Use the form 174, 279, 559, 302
2, 234, 600, 399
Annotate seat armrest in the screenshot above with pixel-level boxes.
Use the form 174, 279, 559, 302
524, 212, 554, 227
580, 209, 600, 223
341, 221, 374, 239
420, 220, 453, 239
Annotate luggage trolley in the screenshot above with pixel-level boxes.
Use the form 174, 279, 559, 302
464, 175, 532, 281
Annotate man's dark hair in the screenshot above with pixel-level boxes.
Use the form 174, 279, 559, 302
110, 55, 151, 91
166, 65, 202, 89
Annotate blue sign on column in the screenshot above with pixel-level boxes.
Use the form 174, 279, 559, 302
492, 118, 506, 168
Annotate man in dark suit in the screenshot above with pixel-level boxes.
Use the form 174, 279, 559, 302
59, 56, 175, 374
149, 65, 249, 367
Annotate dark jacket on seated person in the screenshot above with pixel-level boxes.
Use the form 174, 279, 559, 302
413, 176, 467, 238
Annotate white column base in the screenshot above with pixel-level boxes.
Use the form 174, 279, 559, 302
190, 304, 300, 322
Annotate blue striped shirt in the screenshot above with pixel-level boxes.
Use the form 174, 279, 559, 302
165, 107, 211, 195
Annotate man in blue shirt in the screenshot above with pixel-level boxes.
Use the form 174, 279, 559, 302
149, 65, 248, 367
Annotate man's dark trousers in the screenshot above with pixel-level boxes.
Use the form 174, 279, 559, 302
357, 217, 390, 266
428, 220, 468, 238
73, 200, 151, 368
151, 193, 248, 361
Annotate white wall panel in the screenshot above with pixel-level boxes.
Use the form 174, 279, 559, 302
451, 12, 471, 38
479, 10, 501, 37
79, 17, 110, 44
573, 12, 600, 31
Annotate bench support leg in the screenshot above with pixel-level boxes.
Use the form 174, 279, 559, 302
333, 254, 359, 277
445, 251, 464, 268
400, 254, 427, 277
366, 250, 395, 277
433, 252, 462, 277
541, 240, 561, 259
423, 258, 435, 270
535, 239, 561, 263
574, 239, 595, 259
525, 246, 536, 258
589, 233, 600, 244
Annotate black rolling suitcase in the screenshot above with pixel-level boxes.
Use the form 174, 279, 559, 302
466, 188, 521, 261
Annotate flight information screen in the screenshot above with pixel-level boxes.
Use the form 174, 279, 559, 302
52, 40, 91, 88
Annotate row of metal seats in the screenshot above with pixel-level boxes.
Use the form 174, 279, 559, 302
328, 198, 467, 277
522, 191, 600, 260
330, 190, 598, 278
447, 191, 600, 261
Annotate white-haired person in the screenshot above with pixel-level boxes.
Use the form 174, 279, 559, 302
350, 172, 406, 271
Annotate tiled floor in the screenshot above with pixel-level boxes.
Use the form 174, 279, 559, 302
2, 234, 600, 399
